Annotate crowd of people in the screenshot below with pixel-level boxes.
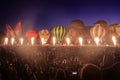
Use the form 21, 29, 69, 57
0, 46, 120, 80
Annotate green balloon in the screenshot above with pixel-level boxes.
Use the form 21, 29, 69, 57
52, 26, 66, 41
62, 26, 66, 40
60, 26, 63, 41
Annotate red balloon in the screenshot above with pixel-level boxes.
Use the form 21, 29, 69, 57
25, 30, 38, 40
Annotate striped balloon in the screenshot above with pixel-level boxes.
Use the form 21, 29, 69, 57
52, 26, 66, 41
90, 24, 106, 39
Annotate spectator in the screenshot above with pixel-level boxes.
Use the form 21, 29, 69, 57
103, 62, 120, 80
54, 69, 68, 80
80, 64, 101, 80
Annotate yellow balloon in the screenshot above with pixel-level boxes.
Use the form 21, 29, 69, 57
39, 29, 50, 42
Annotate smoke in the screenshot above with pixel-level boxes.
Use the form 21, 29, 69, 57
20, 7, 41, 34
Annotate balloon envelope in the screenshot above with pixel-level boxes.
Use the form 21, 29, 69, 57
108, 24, 120, 38
39, 29, 50, 42
25, 30, 38, 40
52, 26, 66, 42
90, 24, 106, 39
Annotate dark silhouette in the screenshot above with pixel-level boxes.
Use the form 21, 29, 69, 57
54, 69, 67, 80
80, 64, 101, 80
103, 62, 120, 80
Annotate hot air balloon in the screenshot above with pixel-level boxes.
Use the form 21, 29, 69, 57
39, 29, 50, 42
69, 20, 85, 29
94, 20, 107, 29
108, 24, 117, 38
6, 24, 15, 38
6, 21, 22, 39
108, 24, 120, 44
51, 26, 66, 42
115, 24, 120, 36
65, 20, 86, 44
108, 24, 120, 37
90, 24, 106, 40
25, 29, 38, 40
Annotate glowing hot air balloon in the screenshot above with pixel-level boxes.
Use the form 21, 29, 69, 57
39, 29, 50, 43
6, 21, 22, 39
90, 24, 106, 40
25, 29, 38, 40
114, 24, 120, 37
108, 24, 120, 44
52, 26, 66, 42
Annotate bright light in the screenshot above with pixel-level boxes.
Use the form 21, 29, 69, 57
11, 38, 15, 45
79, 37, 83, 46
31, 37, 34, 45
5, 37, 8, 45
53, 37, 56, 45
66, 38, 70, 45
20, 38, 24, 45
112, 36, 117, 46
41, 38, 46, 45
94, 37, 99, 46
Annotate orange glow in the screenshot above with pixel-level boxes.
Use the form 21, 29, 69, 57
79, 37, 83, 46
53, 37, 56, 45
5, 37, 8, 45
94, 37, 99, 46
41, 38, 46, 45
31, 37, 34, 45
11, 38, 15, 45
112, 36, 117, 46
66, 38, 70, 45
20, 38, 24, 45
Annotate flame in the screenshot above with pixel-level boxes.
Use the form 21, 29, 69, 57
20, 38, 24, 45
11, 38, 15, 45
112, 36, 117, 46
94, 37, 99, 46
79, 37, 83, 46
41, 38, 46, 45
53, 37, 56, 45
5, 37, 8, 45
66, 38, 70, 45
31, 37, 34, 45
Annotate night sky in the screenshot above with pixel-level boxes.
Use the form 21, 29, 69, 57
0, 0, 120, 32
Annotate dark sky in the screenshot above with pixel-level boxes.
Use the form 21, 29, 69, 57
0, 0, 120, 32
